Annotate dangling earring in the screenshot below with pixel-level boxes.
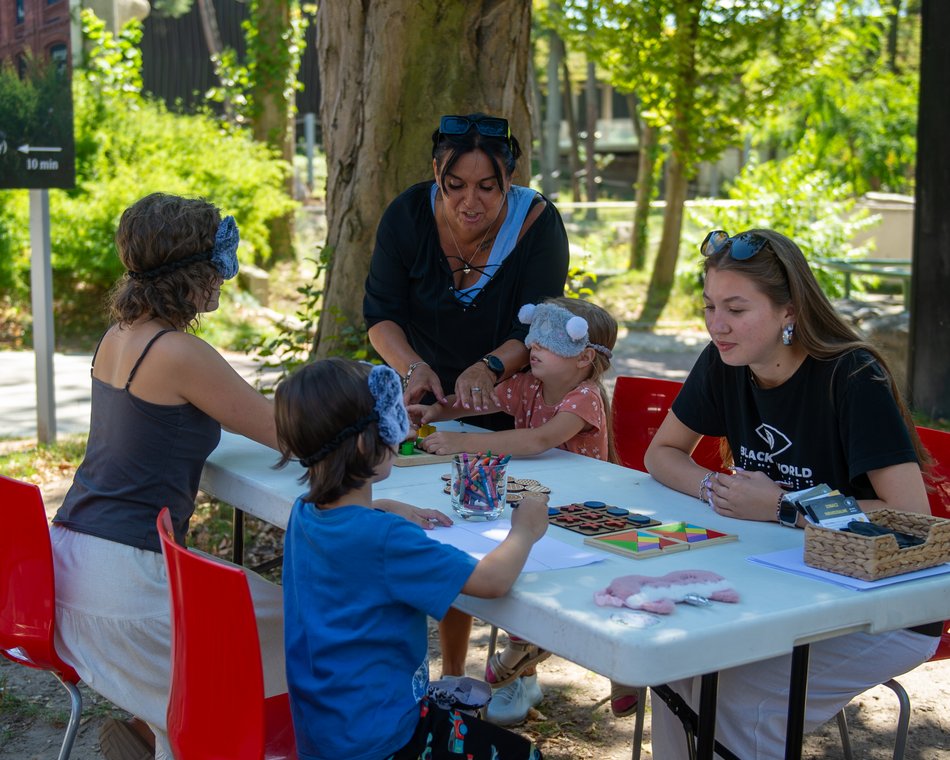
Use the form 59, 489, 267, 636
782, 323, 795, 346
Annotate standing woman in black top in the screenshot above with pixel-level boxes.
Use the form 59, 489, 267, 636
363, 113, 570, 433
363, 113, 570, 680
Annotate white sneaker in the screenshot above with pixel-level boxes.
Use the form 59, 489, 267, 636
486, 677, 532, 726
522, 673, 544, 708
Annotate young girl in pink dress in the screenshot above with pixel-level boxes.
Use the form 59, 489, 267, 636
413, 297, 617, 461
411, 296, 630, 725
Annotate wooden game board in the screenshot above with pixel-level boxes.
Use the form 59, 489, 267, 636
583, 529, 690, 559
393, 449, 455, 467
646, 522, 738, 546
583, 520, 738, 560
547, 501, 663, 536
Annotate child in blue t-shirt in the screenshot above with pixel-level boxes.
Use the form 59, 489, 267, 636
274, 358, 548, 760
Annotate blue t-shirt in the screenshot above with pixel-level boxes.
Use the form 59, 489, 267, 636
283, 499, 478, 760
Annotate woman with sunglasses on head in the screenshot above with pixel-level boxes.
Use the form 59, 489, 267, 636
643, 228, 940, 759
363, 113, 569, 680
364, 113, 569, 434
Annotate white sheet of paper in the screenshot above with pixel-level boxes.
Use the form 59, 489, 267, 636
747, 547, 950, 591
427, 519, 603, 573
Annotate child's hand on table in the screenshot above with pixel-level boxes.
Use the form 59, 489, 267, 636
511, 494, 549, 543
406, 403, 432, 427
419, 431, 467, 456
373, 499, 453, 530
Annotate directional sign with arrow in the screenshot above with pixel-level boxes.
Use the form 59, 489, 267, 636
0, 58, 75, 190
18, 144, 65, 154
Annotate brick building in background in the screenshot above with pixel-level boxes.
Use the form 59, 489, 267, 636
0, 0, 71, 71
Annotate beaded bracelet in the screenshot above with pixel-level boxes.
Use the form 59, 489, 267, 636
698, 471, 715, 506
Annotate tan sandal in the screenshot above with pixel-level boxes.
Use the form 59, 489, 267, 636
485, 635, 552, 688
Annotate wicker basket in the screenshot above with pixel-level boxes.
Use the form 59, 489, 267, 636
803, 509, 950, 581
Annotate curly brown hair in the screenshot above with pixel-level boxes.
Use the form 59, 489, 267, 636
108, 193, 222, 329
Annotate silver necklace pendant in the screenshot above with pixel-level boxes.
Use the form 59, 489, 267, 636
462, 265, 471, 275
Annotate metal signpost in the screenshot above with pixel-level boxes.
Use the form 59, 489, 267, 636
1, 15, 77, 442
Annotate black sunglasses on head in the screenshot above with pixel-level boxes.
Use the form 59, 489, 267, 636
700, 230, 769, 260
439, 115, 511, 144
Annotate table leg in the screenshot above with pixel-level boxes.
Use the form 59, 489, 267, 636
696, 672, 719, 760
785, 643, 810, 760
232, 506, 245, 566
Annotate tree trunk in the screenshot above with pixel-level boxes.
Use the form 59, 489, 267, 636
313, 0, 533, 357
584, 58, 598, 220
196, 0, 222, 58
908, 0, 950, 420
250, 0, 295, 262
640, 0, 700, 324
640, 151, 689, 324
887, 0, 902, 75
561, 54, 582, 202
196, 0, 234, 118
542, 28, 563, 198
627, 92, 658, 271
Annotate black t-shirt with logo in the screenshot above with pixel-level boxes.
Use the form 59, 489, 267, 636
673, 344, 918, 499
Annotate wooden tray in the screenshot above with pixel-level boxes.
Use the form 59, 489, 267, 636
393, 450, 455, 467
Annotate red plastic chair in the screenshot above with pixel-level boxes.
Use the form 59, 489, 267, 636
0, 475, 82, 760
157, 508, 297, 760
836, 425, 950, 760
916, 426, 950, 661
611, 375, 724, 473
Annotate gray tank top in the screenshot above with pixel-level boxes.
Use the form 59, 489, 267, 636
53, 329, 221, 552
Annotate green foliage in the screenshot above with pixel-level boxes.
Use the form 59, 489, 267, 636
0, 11, 296, 345
565, 265, 597, 299
751, 6, 919, 195
555, 1, 823, 173
246, 247, 377, 388
206, 0, 313, 135
0, 435, 87, 477
687, 152, 878, 296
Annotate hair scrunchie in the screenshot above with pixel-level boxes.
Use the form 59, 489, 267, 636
368, 364, 409, 445
211, 215, 240, 280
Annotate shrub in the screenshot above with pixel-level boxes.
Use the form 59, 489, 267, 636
0, 11, 296, 346
687, 152, 877, 297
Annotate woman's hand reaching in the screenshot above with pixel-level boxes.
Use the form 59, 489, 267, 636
403, 363, 447, 407
454, 362, 499, 413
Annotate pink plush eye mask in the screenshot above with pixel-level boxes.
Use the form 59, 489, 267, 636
594, 569, 740, 615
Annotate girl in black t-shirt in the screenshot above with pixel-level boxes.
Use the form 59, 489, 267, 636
642, 228, 939, 760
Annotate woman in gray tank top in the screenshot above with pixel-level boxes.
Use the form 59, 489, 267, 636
50, 192, 286, 760
50, 192, 452, 760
